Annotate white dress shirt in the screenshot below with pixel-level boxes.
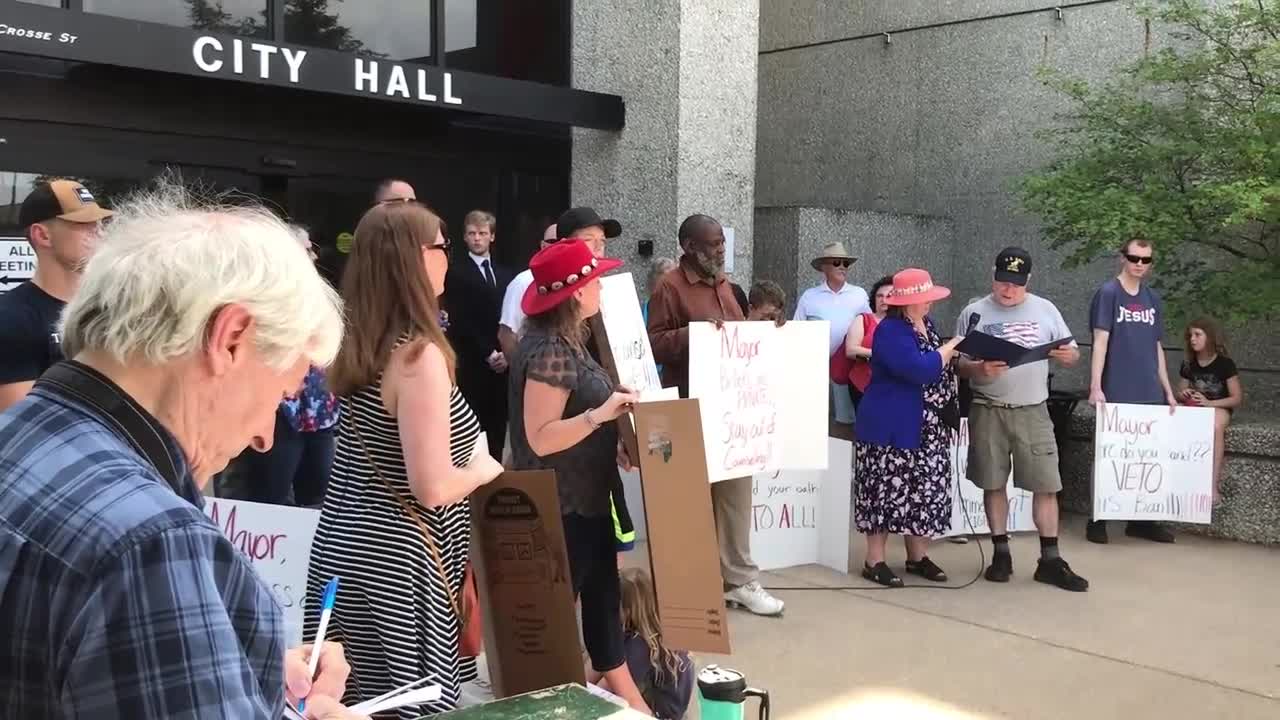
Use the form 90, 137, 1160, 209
793, 281, 872, 353
499, 268, 534, 333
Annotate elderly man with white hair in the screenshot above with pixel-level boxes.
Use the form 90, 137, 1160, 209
0, 185, 365, 719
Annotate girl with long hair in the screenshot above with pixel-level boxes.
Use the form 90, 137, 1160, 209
1178, 317, 1243, 504
305, 201, 504, 717
614, 568, 694, 719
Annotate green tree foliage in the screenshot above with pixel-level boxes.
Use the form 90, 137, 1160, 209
1021, 0, 1279, 325
186, 0, 375, 55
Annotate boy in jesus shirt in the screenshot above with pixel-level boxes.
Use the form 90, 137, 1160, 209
646, 214, 784, 617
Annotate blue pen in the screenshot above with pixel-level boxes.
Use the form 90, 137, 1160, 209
297, 577, 340, 713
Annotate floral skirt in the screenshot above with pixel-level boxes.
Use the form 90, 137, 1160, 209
853, 410, 953, 536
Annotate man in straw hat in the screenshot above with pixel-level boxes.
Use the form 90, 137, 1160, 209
793, 241, 871, 428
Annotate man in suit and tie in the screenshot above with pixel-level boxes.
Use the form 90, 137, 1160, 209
444, 209, 515, 460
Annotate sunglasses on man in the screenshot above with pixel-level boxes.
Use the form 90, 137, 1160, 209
1123, 252, 1154, 265
829, 259, 853, 268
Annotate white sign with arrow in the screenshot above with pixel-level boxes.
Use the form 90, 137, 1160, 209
0, 237, 36, 293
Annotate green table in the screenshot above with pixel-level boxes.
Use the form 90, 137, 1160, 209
430, 684, 645, 720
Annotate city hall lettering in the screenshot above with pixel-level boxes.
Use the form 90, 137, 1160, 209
192, 36, 462, 107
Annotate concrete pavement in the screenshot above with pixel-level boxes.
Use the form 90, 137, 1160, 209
629, 515, 1280, 719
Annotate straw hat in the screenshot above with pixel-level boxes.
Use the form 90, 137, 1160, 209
521, 240, 623, 315
883, 268, 951, 306
811, 242, 857, 271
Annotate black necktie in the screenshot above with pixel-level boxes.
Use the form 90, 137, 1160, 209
482, 259, 495, 288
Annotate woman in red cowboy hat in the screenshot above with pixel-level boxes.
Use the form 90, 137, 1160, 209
506, 240, 651, 714
854, 268, 964, 588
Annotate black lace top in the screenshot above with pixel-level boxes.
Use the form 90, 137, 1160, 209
508, 328, 620, 517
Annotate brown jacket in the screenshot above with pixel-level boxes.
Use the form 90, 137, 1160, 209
646, 255, 745, 397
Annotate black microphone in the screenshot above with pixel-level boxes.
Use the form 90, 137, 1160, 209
965, 312, 981, 335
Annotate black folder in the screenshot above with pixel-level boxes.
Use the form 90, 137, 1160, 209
956, 332, 1072, 368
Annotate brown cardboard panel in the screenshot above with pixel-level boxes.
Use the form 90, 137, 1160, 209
632, 399, 732, 655
589, 314, 641, 465
471, 471, 585, 698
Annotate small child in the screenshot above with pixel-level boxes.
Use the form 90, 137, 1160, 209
618, 568, 694, 719
747, 280, 786, 322
1178, 317, 1243, 504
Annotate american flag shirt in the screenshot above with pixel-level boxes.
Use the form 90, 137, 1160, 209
956, 293, 1074, 407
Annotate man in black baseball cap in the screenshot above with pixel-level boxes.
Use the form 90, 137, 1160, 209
556, 207, 622, 258
954, 246, 1089, 591
993, 246, 1032, 286
0, 179, 112, 411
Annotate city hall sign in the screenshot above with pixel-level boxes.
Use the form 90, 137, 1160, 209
0, 0, 623, 129
191, 36, 465, 107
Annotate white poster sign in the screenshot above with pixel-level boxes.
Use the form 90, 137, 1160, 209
204, 498, 322, 645
0, 238, 36, 293
598, 273, 663, 396
1092, 403, 1214, 523
688, 321, 828, 482
751, 438, 852, 572
940, 418, 1035, 537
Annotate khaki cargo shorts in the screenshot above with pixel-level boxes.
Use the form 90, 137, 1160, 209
967, 401, 1062, 493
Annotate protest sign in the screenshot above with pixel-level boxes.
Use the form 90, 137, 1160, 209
940, 419, 1036, 537
203, 498, 320, 646
1092, 403, 1214, 523
470, 470, 583, 698
0, 237, 36, 294
633, 399, 731, 655
596, 273, 662, 395
750, 438, 852, 572
688, 321, 829, 482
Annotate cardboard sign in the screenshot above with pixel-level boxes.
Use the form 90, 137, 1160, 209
202, 498, 321, 646
470, 471, 584, 698
688, 321, 829, 481
1092, 403, 1215, 523
632, 399, 731, 655
0, 238, 36, 293
750, 438, 852, 572
940, 419, 1036, 537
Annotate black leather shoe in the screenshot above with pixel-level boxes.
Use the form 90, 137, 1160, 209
1086, 520, 1109, 544
1126, 521, 1176, 543
984, 552, 1013, 582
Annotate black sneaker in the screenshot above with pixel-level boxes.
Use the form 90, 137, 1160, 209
1034, 557, 1089, 592
1126, 521, 1176, 543
984, 552, 1013, 583
1086, 520, 1109, 544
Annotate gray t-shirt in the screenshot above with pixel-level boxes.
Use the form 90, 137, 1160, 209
1089, 278, 1164, 404
956, 293, 1074, 406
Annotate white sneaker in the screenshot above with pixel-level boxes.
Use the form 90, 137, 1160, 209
724, 581, 784, 616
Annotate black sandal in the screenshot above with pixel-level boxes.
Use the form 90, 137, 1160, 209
862, 562, 904, 588
905, 556, 948, 582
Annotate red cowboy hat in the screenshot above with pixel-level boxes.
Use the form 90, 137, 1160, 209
521, 240, 623, 316
883, 267, 951, 306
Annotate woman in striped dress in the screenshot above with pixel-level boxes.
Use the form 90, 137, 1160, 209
306, 201, 504, 717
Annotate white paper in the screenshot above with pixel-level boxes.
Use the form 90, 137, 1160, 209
750, 438, 851, 572
940, 419, 1036, 537
688, 321, 829, 482
0, 237, 36, 294
1092, 403, 1215, 523
722, 226, 735, 274
202, 498, 321, 646
598, 273, 663, 395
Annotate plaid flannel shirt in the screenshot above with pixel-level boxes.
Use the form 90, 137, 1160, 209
0, 378, 286, 719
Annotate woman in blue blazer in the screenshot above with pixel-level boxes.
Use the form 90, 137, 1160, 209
854, 268, 963, 587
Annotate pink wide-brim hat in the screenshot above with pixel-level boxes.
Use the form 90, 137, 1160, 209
883, 267, 951, 306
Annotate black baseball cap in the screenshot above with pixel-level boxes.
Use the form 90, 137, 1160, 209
556, 207, 622, 241
19, 179, 114, 227
994, 246, 1032, 286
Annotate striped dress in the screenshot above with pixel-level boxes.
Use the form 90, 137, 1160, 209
304, 366, 481, 718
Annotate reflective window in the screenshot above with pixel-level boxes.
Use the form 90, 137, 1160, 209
283, 1, 431, 61
445, 0, 569, 86
83, 0, 269, 37
18, 1, 63, 7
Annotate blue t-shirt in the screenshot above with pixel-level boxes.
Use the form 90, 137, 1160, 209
624, 634, 693, 719
1089, 278, 1164, 404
